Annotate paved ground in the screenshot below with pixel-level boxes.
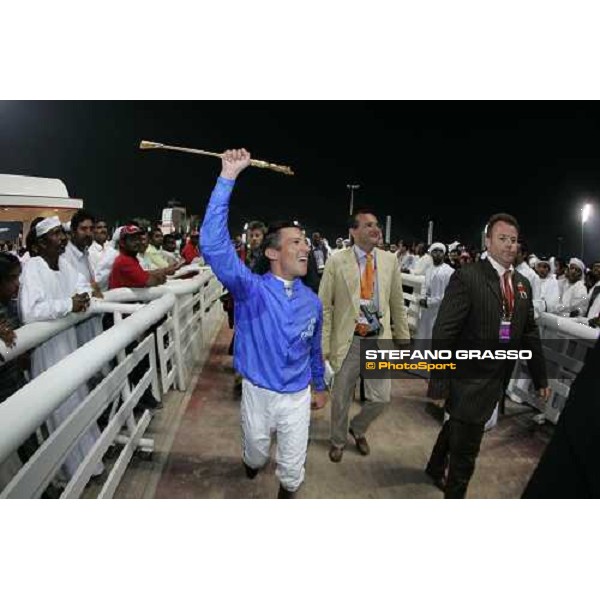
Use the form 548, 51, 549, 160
116, 323, 553, 499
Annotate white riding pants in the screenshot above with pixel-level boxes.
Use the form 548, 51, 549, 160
241, 379, 311, 492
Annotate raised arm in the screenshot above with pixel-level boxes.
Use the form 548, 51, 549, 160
200, 149, 257, 300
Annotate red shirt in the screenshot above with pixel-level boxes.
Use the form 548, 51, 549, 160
109, 253, 150, 289
181, 242, 200, 264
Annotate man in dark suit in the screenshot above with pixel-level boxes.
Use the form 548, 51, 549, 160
522, 338, 600, 498
426, 213, 550, 499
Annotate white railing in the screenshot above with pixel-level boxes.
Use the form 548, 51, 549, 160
506, 312, 599, 424
401, 273, 425, 334
0, 269, 224, 498
401, 271, 599, 424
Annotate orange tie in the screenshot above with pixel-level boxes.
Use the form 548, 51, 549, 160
361, 253, 374, 300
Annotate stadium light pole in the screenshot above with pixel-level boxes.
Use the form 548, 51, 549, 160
347, 184, 360, 216
581, 203, 591, 261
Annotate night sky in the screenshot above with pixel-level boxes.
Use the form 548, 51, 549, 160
1, 101, 599, 262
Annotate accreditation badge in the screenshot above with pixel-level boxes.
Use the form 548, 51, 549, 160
499, 319, 511, 343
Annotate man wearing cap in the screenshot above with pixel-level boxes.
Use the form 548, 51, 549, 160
18, 216, 104, 482
108, 225, 173, 289
201, 149, 328, 499
416, 243, 454, 343
534, 256, 560, 313
320, 209, 410, 463
553, 258, 589, 318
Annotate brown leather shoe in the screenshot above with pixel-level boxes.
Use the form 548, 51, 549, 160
349, 428, 370, 456
328, 445, 344, 463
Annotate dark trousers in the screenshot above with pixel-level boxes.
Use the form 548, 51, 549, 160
427, 417, 485, 499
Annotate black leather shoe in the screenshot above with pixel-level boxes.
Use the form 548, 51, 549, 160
349, 428, 370, 456
243, 461, 259, 480
328, 445, 344, 463
139, 392, 162, 411
425, 466, 446, 492
277, 485, 296, 499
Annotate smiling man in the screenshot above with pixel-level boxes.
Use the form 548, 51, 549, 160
201, 148, 328, 499
319, 208, 410, 463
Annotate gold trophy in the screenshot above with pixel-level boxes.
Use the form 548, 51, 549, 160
139, 140, 294, 176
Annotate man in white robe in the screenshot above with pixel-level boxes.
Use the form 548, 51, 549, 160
18, 216, 103, 483
534, 256, 560, 314
62, 209, 104, 347
515, 242, 543, 317
585, 260, 600, 327
95, 226, 122, 291
412, 243, 454, 385
416, 243, 454, 341
410, 242, 433, 276
331, 238, 345, 256
398, 242, 416, 272
554, 258, 589, 318
88, 218, 111, 276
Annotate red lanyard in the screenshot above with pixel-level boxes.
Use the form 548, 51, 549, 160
500, 270, 514, 318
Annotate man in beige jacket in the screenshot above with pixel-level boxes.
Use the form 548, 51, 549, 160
320, 209, 410, 462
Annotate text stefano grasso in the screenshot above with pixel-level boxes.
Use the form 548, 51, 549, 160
364, 349, 533, 361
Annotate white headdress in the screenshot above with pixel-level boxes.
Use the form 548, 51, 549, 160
428, 242, 446, 254
569, 257, 586, 275
35, 216, 62, 237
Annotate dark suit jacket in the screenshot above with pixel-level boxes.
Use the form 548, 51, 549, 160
523, 339, 600, 498
302, 251, 322, 294
432, 258, 547, 424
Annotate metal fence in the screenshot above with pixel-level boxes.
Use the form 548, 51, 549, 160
506, 312, 599, 424
400, 273, 424, 334
1, 262, 598, 497
0, 269, 223, 499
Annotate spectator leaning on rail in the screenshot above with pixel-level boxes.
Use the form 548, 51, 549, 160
143, 228, 170, 270
0, 253, 42, 490
94, 225, 123, 291
161, 233, 182, 267
181, 232, 202, 265
88, 218, 110, 275
108, 225, 175, 289
553, 258, 588, 318
63, 209, 105, 348
201, 148, 328, 500
18, 216, 104, 483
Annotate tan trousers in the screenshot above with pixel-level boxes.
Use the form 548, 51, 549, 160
330, 337, 391, 447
